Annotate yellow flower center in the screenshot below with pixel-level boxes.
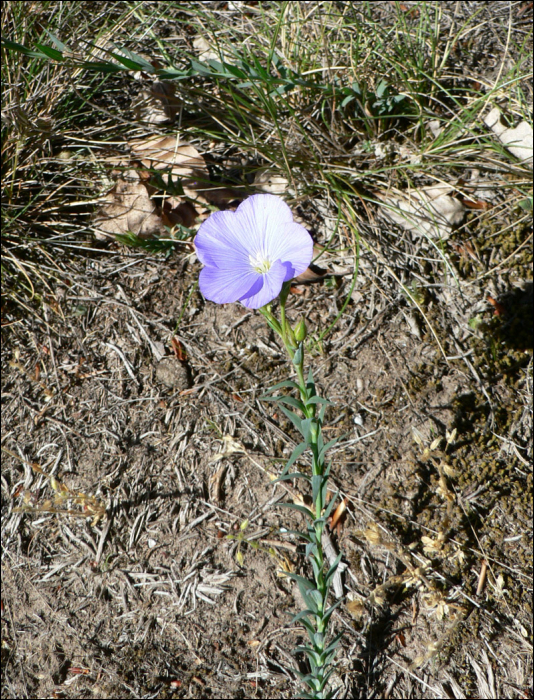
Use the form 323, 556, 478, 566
249, 253, 272, 274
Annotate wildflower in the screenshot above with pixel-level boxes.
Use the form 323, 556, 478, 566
194, 194, 313, 309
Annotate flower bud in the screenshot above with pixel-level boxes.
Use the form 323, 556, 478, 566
293, 317, 307, 342
287, 325, 297, 348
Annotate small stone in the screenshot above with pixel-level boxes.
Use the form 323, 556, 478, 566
156, 357, 191, 391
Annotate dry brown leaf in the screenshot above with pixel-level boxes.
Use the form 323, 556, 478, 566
253, 170, 290, 195
129, 135, 245, 206
129, 136, 210, 199
294, 263, 329, 284
377, 184, 465, 240
161, 198, 199, 228
94, 169, 166, 239
484, 107, 533, 167
132, 80, 182, 124
193, 34, 230, 63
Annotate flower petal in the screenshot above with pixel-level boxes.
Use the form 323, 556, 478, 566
238, 195, 313, 273
238, 258, 288, 309
270, 222, 314, 279
234, 194, 294, 256
195, 210, 251, 268
199, 264, 260, 304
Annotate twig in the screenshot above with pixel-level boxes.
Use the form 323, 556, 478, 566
103, 341, 139, 386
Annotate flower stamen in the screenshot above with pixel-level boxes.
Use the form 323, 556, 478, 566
249, 253, 272, 274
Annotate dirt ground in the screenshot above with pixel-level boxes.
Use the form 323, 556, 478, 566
2, 2, 532, 699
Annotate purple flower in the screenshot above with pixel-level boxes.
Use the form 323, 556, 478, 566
194, 194, 313, 309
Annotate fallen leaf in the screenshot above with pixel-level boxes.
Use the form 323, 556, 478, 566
377, 183, 465, 240
132, 80, 181, 124
289, 285, 305, 295
427, 119, 443, 138
517, 1, 533, 18
94, 169, 166, 239
253, 169, 290, 194
209, 463, 227, 502
330, 497, 347, 531
129, 137, 243, 207
450, 240, 478, 262
161, 198, 199, 228
294, 262, 329, 284
484, 107, 533, 167
193, 34, 231, 63
210, 435, 246, 462
129, 136, 210, 198
457, 196, 491, 210
487, 295, 506, 316
346, 597, 365, 620
171, 337, 187, 361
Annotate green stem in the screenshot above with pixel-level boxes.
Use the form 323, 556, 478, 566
261, 285, 339, 699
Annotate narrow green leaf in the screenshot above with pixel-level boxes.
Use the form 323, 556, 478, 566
43, 30, 67, 52
299, 589, 318, 614
300, 417, 315, 444
2, 39, 34, 56
322, 600, 343, 626
156, 69, 192, 80
323, 632, 343, 656
261, 315, 282, 335
107, 50, 148, 71
269, 82, 295, 97
311, 473, 325, 503
1, 39, 51, 59
324, 553, 343, 587
205, 58, 224, 71
306, 368, 317, 398
81, 61, 123, 73
322, 492, 339, 521
317, 428, 324, 455
310, 555, 322, 582
318, 437, 340, 462
316, 666, 336, 693
309, 589, 324, 608
292, 669, 318, 685
306, 396, 332, 406
279, 395, 306, 411
290, 609, 315, 626
249, 56, 270, 80
313, 631, 325, 648
285, 441, 308, 470
292, 343, 303, 365
260, 394, 282, 403
305, 541, 318, 559
190, 59, 213, 75
277, 502, 313, 519
278, 405, 304, 434
294, 645, 321, 665
265, 395, 306, 412
261, 379, 300, 395
220, 61, 247, 79
285, 572, 315, 591
283, 528, 313, 542
34, 43, 64, 61
272, 471, 310, 484
322, 650, 338, 668
113, 46, 155, 71
322, 461, 332, 479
